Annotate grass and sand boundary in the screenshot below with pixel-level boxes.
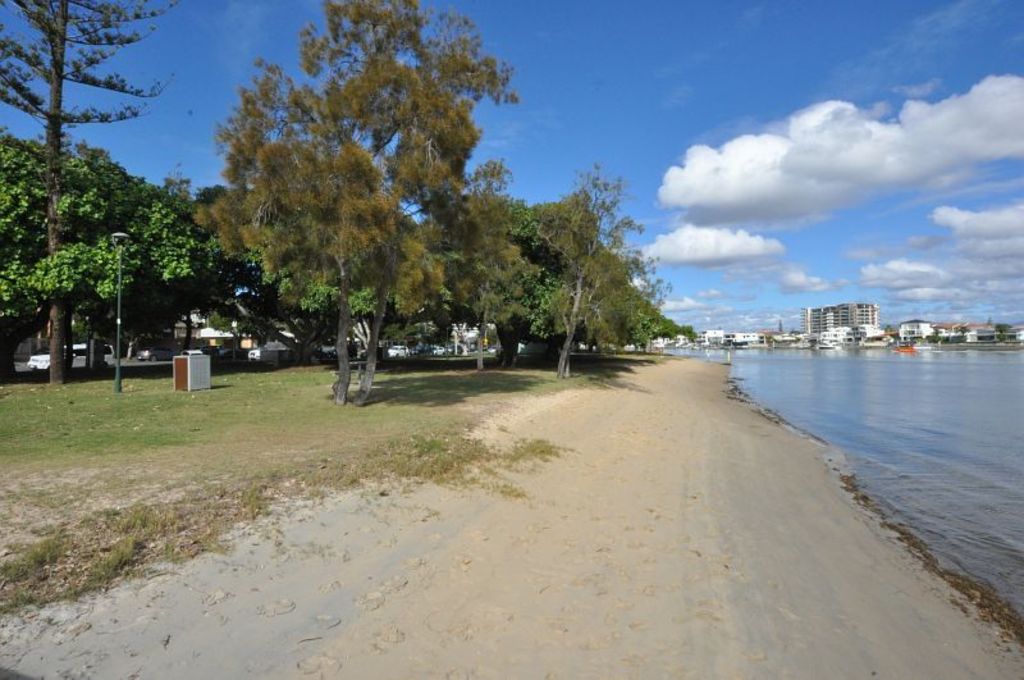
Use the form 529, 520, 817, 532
0, 356, 647, 612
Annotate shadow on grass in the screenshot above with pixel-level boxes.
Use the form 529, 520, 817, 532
371, 371, 549, 406
367, 353, 660, 406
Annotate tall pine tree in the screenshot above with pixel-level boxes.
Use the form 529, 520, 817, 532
0, 0, 174, 383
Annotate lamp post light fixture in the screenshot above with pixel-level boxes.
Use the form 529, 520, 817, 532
111, 232, 129, 393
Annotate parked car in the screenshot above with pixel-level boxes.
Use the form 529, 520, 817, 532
248, 344, 294, 362
431, 345, 447, 356
27, 343, 112, 370
386, 345, 409, 358
138, 346, 174, 362
181, 349, 205, 356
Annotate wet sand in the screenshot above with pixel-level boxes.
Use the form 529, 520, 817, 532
2, 358, 1021, 678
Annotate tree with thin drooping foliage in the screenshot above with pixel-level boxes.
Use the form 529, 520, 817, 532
450, 160, 533, 371
208, 0, 515, 405
0, 0, 175, 384
538, 167, 643, 379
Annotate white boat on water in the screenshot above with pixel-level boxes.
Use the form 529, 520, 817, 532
816, 340, 839, 350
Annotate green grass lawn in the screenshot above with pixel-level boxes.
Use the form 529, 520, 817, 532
0, 354, 655, 610
1, 360, 550, 464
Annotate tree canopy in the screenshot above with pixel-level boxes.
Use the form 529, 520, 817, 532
205, 0, 515, 405
0, 135, 223, 377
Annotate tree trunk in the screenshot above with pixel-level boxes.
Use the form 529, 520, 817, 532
48, 301, 67, 384
495, 323, 520, 368
182, 316, 193, 350
332, 262, 353, 405
86, 329, 97, 371
353, 282, 388, 406
557, 331, 574, 379
557, 273, 585, 379
476, 312, 487, 372
0, 335, 16, 382
352, 319, 370, 353
45, 1, 69, 385
62, 304, 74, 375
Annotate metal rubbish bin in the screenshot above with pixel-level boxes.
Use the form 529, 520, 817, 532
173, 354, 211, 391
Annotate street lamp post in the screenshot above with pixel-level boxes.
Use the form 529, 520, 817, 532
112, 232, 129, 393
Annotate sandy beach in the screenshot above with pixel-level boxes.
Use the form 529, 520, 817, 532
1, 358, 1021, 678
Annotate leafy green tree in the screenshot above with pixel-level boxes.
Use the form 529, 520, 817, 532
486, 201, 561, 367
450, 161, 534, 371
628, 300, 684, 350
995, 323, 1011, 342
208, 0, 514, 405
0, 136, 48, 378
676, 323, 697, 342
0, 136, 224, 378
0, 0, 175, 384
538, 167, 643, 378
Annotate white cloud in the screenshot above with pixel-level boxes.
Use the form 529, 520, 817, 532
658, 75, 1024, 224
860, 258, 950, 289
696, 288, 724, 299
778, 267, 845, 293
893, 78, 942, 98
643, 224, 784, 267
891, 287, 966, 302
932, 201, 1024, 259
662, 297, 712, 313
931, 202, 1024, 238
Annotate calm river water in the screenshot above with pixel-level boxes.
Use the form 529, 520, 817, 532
674, 348, 1024, 613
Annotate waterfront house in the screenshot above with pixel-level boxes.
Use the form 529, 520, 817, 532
698, 329, 725, 347
930, 323, 963, 342
724, 331, 763, 347
899, 320, 933, 343
964, 324, 997, 343
850, 324, 888, 346
818, 326, 855, 346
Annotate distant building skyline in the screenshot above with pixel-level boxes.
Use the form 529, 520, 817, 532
802, 303, 881, 335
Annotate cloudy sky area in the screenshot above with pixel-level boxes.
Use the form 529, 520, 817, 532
3, 0, 1023, 330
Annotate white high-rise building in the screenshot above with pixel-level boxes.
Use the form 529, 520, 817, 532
803, 303, 879, 335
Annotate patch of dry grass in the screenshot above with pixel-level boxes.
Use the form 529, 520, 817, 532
0, 358, 636, 612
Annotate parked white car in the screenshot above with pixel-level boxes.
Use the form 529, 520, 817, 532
248, 343, 294, 362
386, 345, 409, 358
26, 343, 113, 370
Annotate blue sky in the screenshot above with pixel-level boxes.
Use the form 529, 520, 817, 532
3, 0, 1024, 330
